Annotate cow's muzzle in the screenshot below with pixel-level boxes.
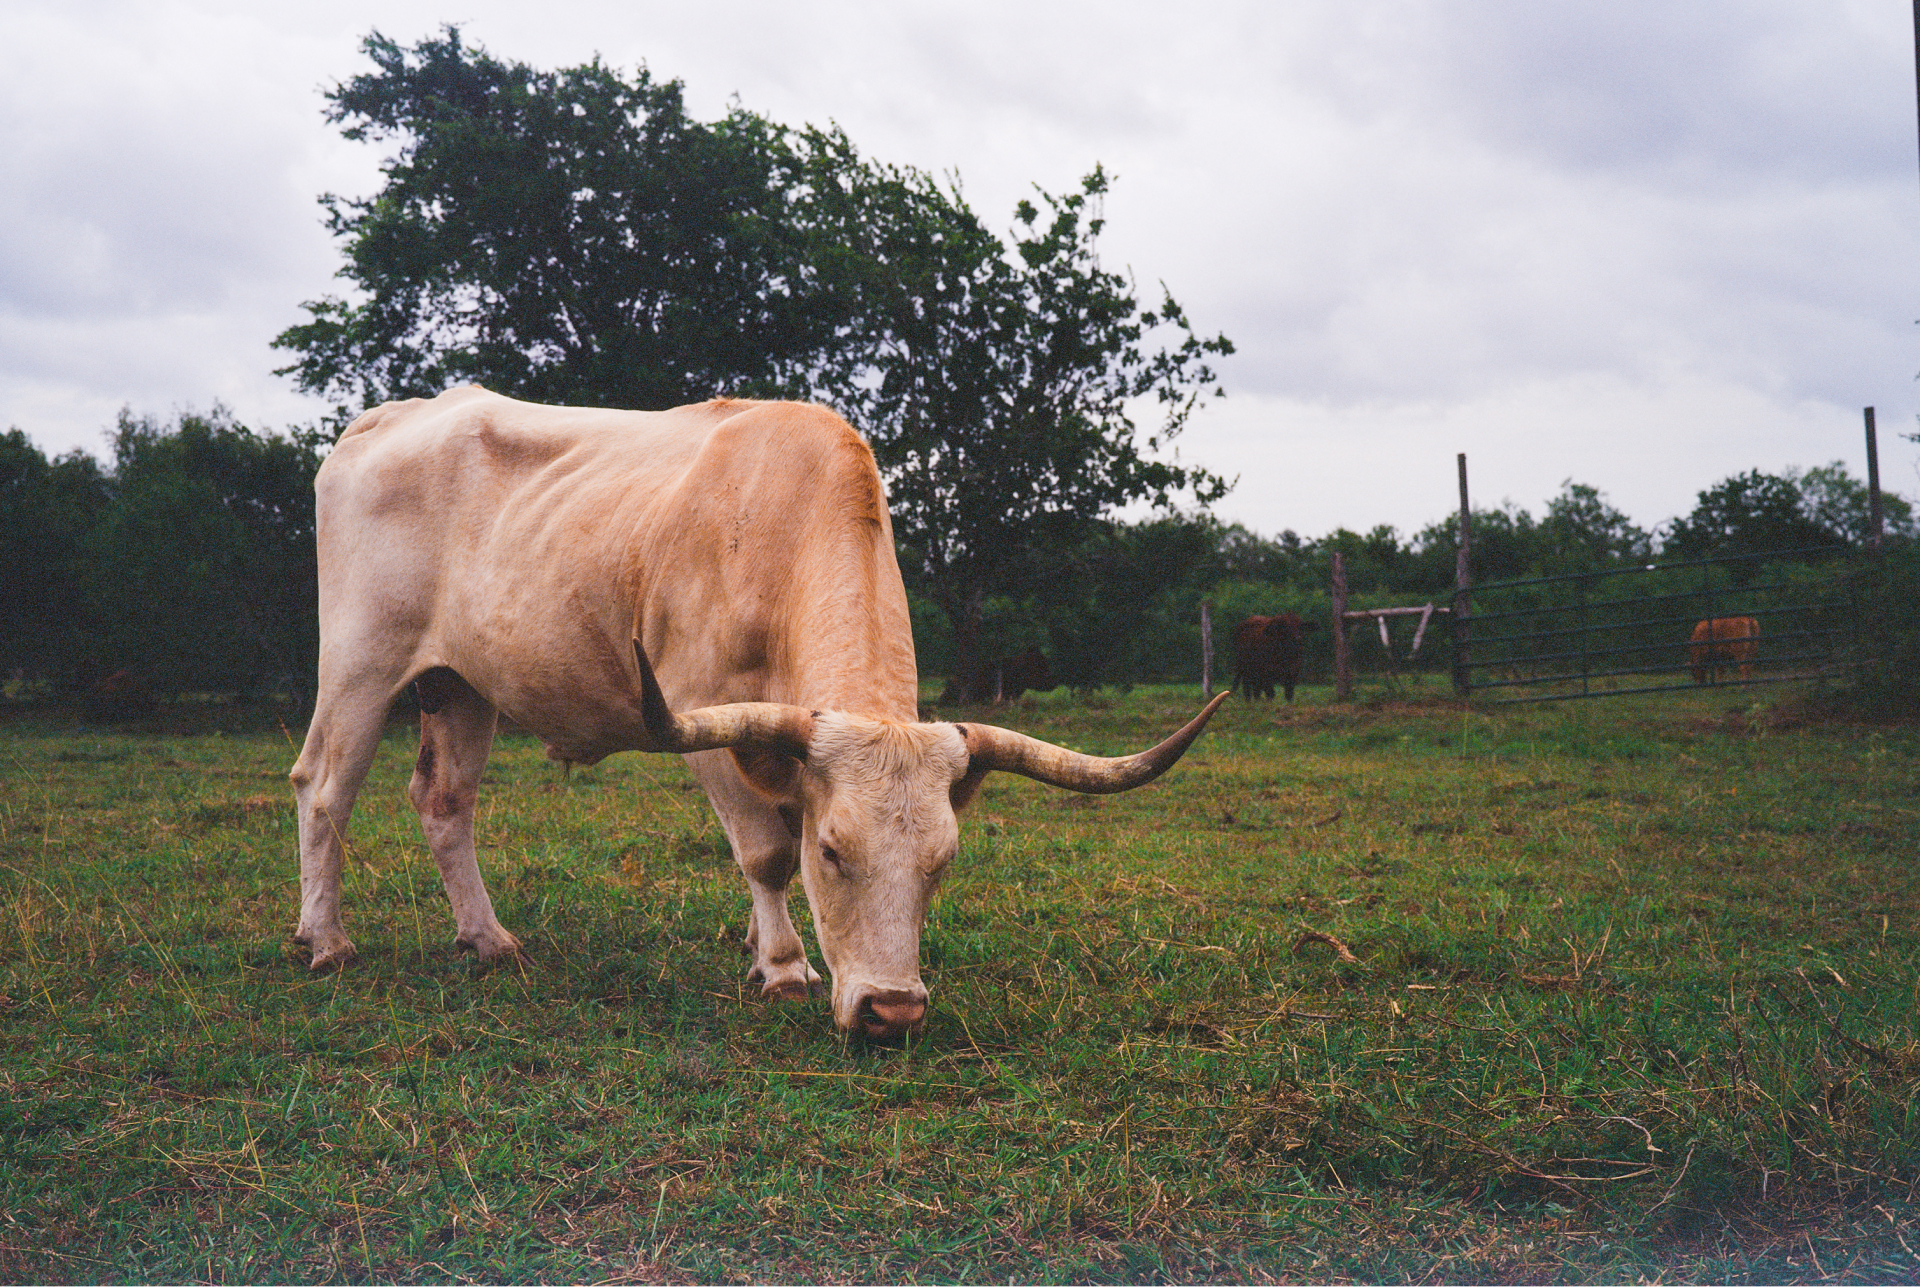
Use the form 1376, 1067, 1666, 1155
852, 987, 927, 1039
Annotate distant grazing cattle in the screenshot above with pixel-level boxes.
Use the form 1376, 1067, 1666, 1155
1234, 613, 1311, 702
938, 647, 1056, 706
289, 388, 1224, 1038
1689, 616, 1760, 685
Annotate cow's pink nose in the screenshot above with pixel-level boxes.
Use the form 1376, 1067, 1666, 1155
857, 991, 927, 1037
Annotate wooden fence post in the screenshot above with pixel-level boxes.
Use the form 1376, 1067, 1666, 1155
1452, 452, 1472, 697
1866, 407, 1884, 555
1332, 552, 1352, 701
1200, 600, 1214, 696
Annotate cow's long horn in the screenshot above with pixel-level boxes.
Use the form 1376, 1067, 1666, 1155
961, 691, 1229, 793
633, 641, 813, 757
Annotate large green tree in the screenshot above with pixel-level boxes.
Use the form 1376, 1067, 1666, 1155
1662, 469, 1847, 562
821, 163, 1232, 676
1534, 481, 1653, 574
275, 28, 832, 413
278, 30, 1235, 686
1793, 461, 1915, 547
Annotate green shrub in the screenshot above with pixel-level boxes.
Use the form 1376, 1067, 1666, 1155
1830, 542, 1920, 716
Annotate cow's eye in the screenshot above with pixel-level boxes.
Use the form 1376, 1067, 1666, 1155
819, 842, 844, 870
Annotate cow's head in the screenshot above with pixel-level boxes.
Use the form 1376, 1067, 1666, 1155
634, 643, 1226, 1038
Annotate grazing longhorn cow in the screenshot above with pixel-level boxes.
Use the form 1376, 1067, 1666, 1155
937, 646, 1056, 706
1689, 616, 1760, 685
289, 388, 1224, 1038
1233, 612, 1310, 702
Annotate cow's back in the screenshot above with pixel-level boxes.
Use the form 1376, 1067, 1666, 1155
314, 388, 917, 758
317, 388, 720, 649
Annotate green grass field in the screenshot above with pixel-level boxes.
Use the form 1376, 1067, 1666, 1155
2, 681, 1917, 1283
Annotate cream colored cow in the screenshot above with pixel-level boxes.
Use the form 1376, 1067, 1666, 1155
289, 387, 1224, 1037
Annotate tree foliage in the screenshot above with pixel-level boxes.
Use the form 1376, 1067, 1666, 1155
93, 409, 321, 695
1034, 514, 1227, 692
275, 28, 829, 413
0, 411, 319, 700
1794, 461, 1916, 548
0, 430, 110, 687
277, 29, 1234, 682
831, 164, 1232, 666
1661, 469, 1845, 562
1539, 481, 1654, 571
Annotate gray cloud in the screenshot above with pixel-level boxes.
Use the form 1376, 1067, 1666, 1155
1, 0, 1914, 537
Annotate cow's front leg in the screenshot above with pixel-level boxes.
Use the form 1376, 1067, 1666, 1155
738, 846, 824, 999
408, 669, 521, 963
686, 751, 824, 999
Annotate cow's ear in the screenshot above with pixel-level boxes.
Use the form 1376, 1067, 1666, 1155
732, 747, 802, 800
948, 724, 990, 811
949, 764, 990, 813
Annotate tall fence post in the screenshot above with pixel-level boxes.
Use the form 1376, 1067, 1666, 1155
1700, 562, 1719, 686
1866, 406, 1884, 555
1200, 600, 1214, 697
1332, 552, 1352, 701
1451, 452, 1472, 697
1577, 580, 1591, 698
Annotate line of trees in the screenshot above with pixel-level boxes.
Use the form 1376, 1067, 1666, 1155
1, 411, 320, 703
4, 403, 1906, 704
917, 468, 1913, 691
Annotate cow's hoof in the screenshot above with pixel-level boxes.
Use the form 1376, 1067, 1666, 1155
306, 942, 357, 972
455, 928, 524, 962
753, 965, 826, 1000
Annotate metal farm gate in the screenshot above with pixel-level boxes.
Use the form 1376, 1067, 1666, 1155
1455, 546, 1859, 703
1316, 416, 1886, 704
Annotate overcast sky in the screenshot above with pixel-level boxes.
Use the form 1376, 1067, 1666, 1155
4, 0, 1917, 539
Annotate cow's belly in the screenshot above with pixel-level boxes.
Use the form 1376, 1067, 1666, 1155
424, 582, 769, 768
416, 583, 647, 764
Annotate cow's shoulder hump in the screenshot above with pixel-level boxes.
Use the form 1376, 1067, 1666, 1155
698, 401, 887, 526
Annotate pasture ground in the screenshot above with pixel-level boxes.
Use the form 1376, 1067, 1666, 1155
1, 681, 1916, 1284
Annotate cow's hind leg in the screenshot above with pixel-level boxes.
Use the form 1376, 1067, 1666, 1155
290, 683, 391, 970
408, 667, 521, 962
684, 749, 824, 999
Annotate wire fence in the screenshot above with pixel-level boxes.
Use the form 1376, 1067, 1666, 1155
1458, 546, 1859, 703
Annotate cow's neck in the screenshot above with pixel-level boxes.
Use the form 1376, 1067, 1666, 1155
771, 541, 921, 721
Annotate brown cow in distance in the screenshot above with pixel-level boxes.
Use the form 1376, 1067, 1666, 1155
1234, 612, 1311, 702
938, 647, 1056, 706
1689, 616, 1760, 685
